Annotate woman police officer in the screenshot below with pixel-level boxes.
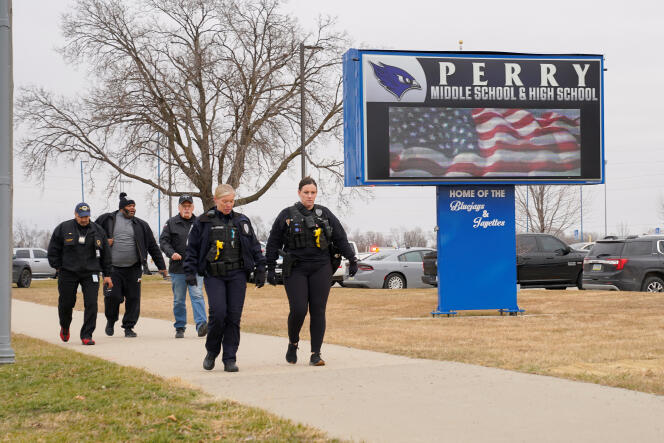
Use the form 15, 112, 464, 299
266, 177, 358, 366
184, 184, 266, 372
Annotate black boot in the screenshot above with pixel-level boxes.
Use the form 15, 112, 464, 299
203, 352, 216, 371
286, 342, 298, 364
223, 361, 239, 372
105, 321, 114, 336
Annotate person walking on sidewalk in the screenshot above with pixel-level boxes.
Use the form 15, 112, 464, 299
160, 194, 208, 339
184, 184, 266, 372
47, 202, 113, 345
96, 192, 167, 338
266, 177, 358, 366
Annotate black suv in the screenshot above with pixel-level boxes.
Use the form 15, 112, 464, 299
582, 236, 664, 292
422, 233, 586, 289
516, 233, 586, 289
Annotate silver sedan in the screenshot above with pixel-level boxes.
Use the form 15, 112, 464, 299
343, 248, 434, 289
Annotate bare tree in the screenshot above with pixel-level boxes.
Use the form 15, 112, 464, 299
615, 220, 631, 237
13, 220, 52, 249
515, 185, 584, 236
250, 215, 272, 242
16, 0, 348, 208
401, 227, 428, 248
352, 230, 392, 252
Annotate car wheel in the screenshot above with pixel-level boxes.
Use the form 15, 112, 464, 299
383, 273, 406, 289
576, 272, 585, 290
17, 269, 32, 288
642, 276, 664, 292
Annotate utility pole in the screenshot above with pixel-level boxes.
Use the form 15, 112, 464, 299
157, 146, 161, 238
168, 150, 172, 218
300, 43, 322, 179
0, 0, 15, 364
79, 160, 88, 202
580, 186, 584, 241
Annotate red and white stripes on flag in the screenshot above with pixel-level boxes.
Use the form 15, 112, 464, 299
389, 108, 581, 178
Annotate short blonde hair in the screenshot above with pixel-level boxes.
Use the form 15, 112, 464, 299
214, 184, 235, 199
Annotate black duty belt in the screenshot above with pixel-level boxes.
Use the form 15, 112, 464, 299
207, 260, 244, 277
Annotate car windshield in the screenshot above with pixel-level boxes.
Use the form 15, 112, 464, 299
589, 242, 624, 257
366, 251, 395, 261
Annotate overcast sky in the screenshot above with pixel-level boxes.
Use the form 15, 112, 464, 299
11, 0, 664, 241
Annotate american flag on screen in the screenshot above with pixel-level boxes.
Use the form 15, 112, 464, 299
389, 108, 581, 177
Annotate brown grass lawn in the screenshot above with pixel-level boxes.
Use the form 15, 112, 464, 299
14, 277, 664, 395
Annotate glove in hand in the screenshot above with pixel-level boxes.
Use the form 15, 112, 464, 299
255, 270, 266, 288
348, 259, 358, 277
267, 268, 277, 286
185, 274, 198, 287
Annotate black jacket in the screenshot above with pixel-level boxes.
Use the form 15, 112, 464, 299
266, 203, 356, 269
159, 214, 196, 274
47, 219, 112, 275
183, 208, 265, 277
95, 210, 166, 271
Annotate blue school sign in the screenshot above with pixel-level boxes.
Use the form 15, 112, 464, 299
435, 185, 520, 314
343, 48, 605, 314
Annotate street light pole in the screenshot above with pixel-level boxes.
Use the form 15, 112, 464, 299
604, 160, 608, 237
580, 186, 584, 241
0, 0, 15, 364
300, 43, 305, 179
299, 43, 322, 180
157, 146, 161, 238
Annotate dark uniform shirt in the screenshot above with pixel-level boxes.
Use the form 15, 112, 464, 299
47, 219, 112, 274
159, 213, 196, 274
265, 203, 356, 269
183, 208, 266, 277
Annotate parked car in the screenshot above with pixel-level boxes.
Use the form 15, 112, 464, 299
422, 233, 585, 290
343, 247, 434, 289
570, 242, 594, 252
582, 235, 664, 292
332, 241, 359, 286
13, 247, 56, 278
421, 251, 438, 286
12, 254, 32, 288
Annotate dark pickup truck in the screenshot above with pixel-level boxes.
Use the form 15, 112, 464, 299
422, 233, 586, 289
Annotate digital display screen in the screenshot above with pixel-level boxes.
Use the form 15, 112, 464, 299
342, 50, 604, 185
388, 107, 581, 178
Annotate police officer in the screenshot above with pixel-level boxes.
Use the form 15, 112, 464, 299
47, 203, 113, 345
266, 177, 358, 366
96, 192, 167, 337
184, 184, 266, 372
160, 194, 208, 338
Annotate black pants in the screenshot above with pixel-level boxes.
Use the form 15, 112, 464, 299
203, 270, 247, 363
104, 264, 142, 329
58, 269, 100, 339
284, 260, 332, 353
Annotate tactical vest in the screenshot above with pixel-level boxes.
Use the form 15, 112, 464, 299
287, 205, 332, 250
206, 212, 243, 276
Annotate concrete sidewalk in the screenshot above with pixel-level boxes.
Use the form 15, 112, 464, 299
11, 299, 664, 442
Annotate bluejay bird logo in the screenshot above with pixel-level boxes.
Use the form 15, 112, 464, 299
370, 62, 421, 99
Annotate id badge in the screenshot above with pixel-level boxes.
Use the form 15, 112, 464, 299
96, 249, 101, 258
92, 274, 99, 283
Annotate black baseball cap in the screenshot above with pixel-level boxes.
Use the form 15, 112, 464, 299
75, 202, 91, 217
178, 195, 194, 204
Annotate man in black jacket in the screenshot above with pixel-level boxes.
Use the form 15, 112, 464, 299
48, 203, 113, 345
160, 195, 207, 339
96, 193, 167, 338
